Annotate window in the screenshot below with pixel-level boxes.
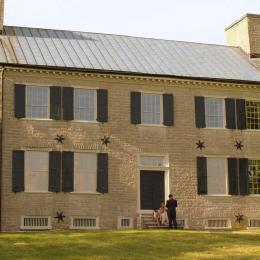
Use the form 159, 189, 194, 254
139, 155, 168, 167
25, 151, 48, 192
248, 160, 260, 195
74, 153, 97, 193
74, 89, 96, 121
26, 86, 49, 118
246, 101, 260, 129
207, 158, 227, 195
70, 217, 99, 229
205, 98, 224, 128
141, 93, 161, 124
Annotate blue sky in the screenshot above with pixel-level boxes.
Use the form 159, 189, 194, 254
4, 0, 260, 44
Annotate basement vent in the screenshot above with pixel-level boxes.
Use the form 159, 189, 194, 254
21, 216, 51, 230
176, 219, 185, 229
118, 217, 133, 229
207, 219, 230, 229
249, 219, 260, 228
70, 217, 99, 229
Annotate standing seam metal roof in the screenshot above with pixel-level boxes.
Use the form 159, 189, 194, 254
1, 25, 260, 82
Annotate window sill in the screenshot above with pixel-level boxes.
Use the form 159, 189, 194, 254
203, 127, 227, 130
138, 124, 167, 128
70, 192, 102, 195
19, 118, 53, 121
23, 191, 52, 194
72, 120, 99, 124
204, 195, 231, 197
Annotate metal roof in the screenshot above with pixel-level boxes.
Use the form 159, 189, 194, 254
1, 25, 260, 83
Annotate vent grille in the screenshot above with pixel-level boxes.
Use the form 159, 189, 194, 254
176, 219, 185, 228
71, 217, 99, 229
21, 216, 51, 230
207, 219, 229, 228
249, 219, 260, 228
118, 217, 133, 229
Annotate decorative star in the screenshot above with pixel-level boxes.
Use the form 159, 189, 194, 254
55, 211, 66, 223
235, 213, 244, 223
54, 134, 65, 144
101, 136, 111, 146
196, 140, 205, 150
235, 140, 244, 150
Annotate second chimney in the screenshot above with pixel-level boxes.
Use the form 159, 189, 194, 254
226, 13, 260, 58
0, 0, 4, 33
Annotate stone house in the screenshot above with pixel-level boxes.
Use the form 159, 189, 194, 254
0, 1, 260, 231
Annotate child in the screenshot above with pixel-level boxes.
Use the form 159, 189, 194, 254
152, 208, 160, 225
159, 203, 168, 225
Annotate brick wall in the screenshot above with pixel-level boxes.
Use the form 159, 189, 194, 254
1, 68, 260, 231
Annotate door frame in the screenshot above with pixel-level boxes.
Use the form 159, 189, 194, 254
137, 155, 170, 213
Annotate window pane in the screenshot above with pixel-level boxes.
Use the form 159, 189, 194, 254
248, 160, 260, 195
207, 158, 227, 195
205, 98, 224, 128
140, 156, 167, 167
246, 101, 260, 130
25, 151, 48, 192
74, 89, 95, 121
26, 86, 48, 118
74, 153, 97, 192
141, 93, 161, 124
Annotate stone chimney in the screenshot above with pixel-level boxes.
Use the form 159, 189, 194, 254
0, 0, 4, 33
225, 14, 260, 58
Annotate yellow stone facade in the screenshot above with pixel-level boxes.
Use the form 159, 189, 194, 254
1, 67, 260, 231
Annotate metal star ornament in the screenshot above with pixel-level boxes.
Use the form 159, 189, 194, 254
101, 136, 111, 146
235, 213, 244, 223
54, 134, 65, 144
235, 140, 244, 150
196, 140, 205, 150
55, 211, 66, 223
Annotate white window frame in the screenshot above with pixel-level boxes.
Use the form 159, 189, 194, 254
141, 92, 163, 125
205, 219, 231, 229
24, 151, 49, 193
73, 88, 97, 122
117, 217, 134, 229
204, 97, 225, 129
21, 216, 52, 230
248, 218, 260, 229
25, 86, 50, 119
206, 157, 228, 196
73, 152, 97, 194
70, 216, 100, 230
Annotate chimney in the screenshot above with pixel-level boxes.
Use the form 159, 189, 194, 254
225, 14, 260, 58
0, 0, 4, 33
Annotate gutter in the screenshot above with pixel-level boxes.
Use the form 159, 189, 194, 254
2, 63, 260, 86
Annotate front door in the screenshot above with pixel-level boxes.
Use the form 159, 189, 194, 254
140, 170, 165, 210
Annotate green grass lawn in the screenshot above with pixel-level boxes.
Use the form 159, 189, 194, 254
0, 230, 260, 260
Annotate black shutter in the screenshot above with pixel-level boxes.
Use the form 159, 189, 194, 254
97, 153, 108, 193
49, 151, 61, 192
97, 89, 108, 122
14, 84, 26, 118
236, 99, 247, 130
62, 152, 74, 192
12, 151, 24, 192
195, 96, 206, 128
131, 92, 141, 124
228, 158, 239, 195
63, 87, 74, 120
197, 157, 207, 195
50, 86, 61, 120
225, 98, 236, 129
239, 158, 249, 195
163, 93, 174, 126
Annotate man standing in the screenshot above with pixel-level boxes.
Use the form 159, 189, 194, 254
166, 194, 178, 229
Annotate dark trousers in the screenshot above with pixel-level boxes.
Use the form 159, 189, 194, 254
167, 210, 177, 228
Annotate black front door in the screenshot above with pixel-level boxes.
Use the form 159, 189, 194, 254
140, 170, 165, 210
